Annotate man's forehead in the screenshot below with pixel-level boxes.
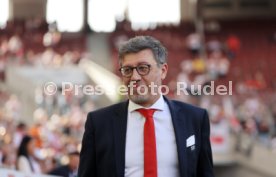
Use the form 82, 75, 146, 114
121, 50, 155, 65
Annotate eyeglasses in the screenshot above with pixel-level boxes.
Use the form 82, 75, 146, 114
119, 64, 151, 78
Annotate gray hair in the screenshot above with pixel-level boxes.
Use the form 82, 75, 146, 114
118, 36, 168, 66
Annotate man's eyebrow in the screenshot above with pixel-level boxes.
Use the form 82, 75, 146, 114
122, 62, 150, 67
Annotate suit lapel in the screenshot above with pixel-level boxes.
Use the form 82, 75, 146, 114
165, 97, 188, 177
112, 101, 128, 177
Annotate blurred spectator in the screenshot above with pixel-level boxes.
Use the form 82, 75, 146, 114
238, 95, 273, 145
8, 34, 23, 58
16, 135, 41, 173
244, 72, 267, 91
40, 48, 56, 67
4, 94, 22, 121
226, 34, 241, 59
48, 151, 80, 177
29, 123, 43, 149
186, 32, 202, 56
206, 38, 222, 53
0, 38, 9, 56
206, 53, 219, 79
217, 53, 230, 77
192, 57, 206, 74
0, 89, 91, 173
43, 29, 61, 47
0, 56, 6, 80
13, 122, 27, 148
1, 144, 16, 169
180, 59, 193, 74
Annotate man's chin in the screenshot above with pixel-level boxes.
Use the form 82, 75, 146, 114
128, 94, 149, 105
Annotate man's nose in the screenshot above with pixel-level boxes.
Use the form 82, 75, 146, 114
130, 68, 141, 80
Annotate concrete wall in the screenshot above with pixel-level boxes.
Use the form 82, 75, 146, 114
203, 0, 276, 19
10, 0, 46, 19
181, 0, 197, 21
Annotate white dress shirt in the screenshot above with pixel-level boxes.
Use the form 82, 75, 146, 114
125, 96, 180, 177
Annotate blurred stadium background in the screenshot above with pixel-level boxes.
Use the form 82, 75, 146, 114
0, 0, 276, 176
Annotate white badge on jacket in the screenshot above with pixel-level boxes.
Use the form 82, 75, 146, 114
186, 135, 195, 150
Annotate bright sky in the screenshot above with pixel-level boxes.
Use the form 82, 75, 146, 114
47, 0, 180, 32
128, 0, 180, 30
46, 0, 84, 32
0, 0, 9, 28
1, 0, 180, 32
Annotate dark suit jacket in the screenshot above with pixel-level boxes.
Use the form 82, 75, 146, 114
78, 97, 214, 177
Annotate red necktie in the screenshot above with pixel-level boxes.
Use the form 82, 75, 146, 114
136, 109, 157, 177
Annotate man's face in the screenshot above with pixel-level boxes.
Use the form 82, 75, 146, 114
69, 155, 80, 171
121, 49, 168, 107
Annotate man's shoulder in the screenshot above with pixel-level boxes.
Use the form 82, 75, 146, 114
168, 98, 206, 113
167, 98, 208, 124
89, 101, 127, 115
86, 101, 127, 121
166, 98, 208, 121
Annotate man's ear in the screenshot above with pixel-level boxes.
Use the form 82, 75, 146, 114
161, 63, 168, 80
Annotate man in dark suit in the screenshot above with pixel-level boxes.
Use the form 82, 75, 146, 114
78, 36, 214, 177
49, 151, 79, 177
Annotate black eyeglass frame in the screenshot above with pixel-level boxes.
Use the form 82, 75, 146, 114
118, 64, 152, 77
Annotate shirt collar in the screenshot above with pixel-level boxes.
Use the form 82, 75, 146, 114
128, 95, 165, 113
